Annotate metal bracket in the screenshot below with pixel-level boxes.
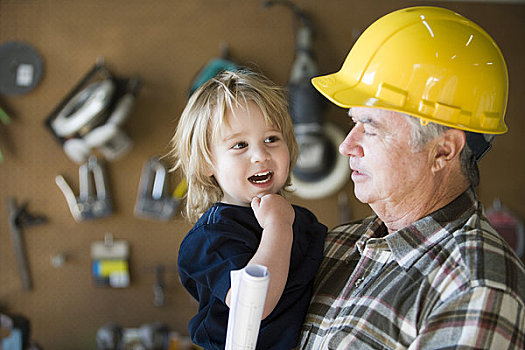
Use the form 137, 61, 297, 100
144, 264, 177, 307
153, 265, 166, 307
134, 157, 179, 221
55, 155, 112, 222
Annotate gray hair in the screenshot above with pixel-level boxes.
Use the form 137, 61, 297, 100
404, 115, 480, 188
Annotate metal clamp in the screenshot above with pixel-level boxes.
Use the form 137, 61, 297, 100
134, 157, 179, 221
55, 156, 112, 222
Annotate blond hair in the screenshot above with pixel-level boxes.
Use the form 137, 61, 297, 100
169, 70, 298, 223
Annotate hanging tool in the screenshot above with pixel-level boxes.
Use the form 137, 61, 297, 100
0, 40, 43, 164
134, 157, 180, 221
6, 198, 47, 291
188, 42, 239, 97
55, 155, 112, 222
153, 265, 165, 307
262, 0, 349, 199
142, 263, 178, 307
153, 265, 166, 307
91, 233, 130, 288
45, 58, 141, 164
0, 41, 44, 96
96, 322, 172, 350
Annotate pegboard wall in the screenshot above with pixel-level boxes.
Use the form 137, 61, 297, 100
1, 1, 524, 349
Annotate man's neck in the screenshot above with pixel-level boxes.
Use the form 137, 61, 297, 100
371, 178, 469, 234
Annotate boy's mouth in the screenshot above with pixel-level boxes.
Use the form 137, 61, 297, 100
248, 171, 273, 184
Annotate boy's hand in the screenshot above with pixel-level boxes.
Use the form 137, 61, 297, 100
251, 194, 294, 229
249, 194, 294, 318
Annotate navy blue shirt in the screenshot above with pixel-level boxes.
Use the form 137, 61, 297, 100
178, 203, 326, 349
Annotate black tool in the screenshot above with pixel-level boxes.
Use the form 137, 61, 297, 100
263, 0, 332, 179
263, 0, 349, 199
6, 198, 47, 291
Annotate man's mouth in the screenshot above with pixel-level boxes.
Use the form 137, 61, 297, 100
248, 171, 273, 184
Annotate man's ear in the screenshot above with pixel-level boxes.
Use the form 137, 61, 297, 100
431, 129, 466, 172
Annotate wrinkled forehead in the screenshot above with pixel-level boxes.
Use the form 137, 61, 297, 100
348, 107, 415, 139
348, 107, 406, 123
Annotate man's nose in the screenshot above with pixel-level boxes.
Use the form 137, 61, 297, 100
339, 127, 363, 157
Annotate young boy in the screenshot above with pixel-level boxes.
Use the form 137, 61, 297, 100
170, 69, 326, 349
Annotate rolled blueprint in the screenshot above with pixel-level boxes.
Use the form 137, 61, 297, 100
225, 264, 270, 350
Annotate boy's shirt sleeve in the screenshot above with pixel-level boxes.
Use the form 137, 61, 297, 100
177, 217, 261, 350
178, 221, 259, 303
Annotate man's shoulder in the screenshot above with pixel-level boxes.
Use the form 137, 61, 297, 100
447, 215, 525, 299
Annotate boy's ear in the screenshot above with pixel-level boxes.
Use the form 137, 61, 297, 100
431, 129, 466, 172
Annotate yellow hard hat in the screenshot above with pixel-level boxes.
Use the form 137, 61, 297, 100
312, 6, 508, 134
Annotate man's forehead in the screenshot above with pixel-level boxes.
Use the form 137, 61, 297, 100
348, 107, 405, 123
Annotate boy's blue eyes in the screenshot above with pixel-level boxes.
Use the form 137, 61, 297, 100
231, 136, 279, 149
232, 142, 248, 149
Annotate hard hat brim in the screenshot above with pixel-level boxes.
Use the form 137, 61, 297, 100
311, 73, 406, 113
311, 73, 508, 134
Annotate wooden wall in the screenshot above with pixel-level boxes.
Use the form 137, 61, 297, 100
1, 1, 524, 348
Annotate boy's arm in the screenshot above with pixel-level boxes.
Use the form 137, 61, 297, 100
225, 194, 294, 319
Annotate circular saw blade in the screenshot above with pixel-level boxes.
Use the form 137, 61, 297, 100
0, 41, 44, 95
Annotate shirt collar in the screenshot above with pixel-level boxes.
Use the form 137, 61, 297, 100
357, 188, 479, 269
355, 218, 385, 254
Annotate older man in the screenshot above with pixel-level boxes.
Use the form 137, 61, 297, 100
299, 6, 525, 350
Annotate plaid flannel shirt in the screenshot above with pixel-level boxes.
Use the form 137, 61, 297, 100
299, 189, 525, 349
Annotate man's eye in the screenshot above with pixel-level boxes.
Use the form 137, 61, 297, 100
232, 141, 248, 149
363, 126, 376, 136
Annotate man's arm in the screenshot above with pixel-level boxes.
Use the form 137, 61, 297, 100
410, 286, 525, 349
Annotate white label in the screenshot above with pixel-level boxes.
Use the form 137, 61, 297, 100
109, 271, 130, 288
16, 64, 34, 86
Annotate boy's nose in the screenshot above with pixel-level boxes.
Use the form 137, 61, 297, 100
251, 146, 270, 162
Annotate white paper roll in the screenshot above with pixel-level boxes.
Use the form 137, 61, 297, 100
225, 264, 269, 350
